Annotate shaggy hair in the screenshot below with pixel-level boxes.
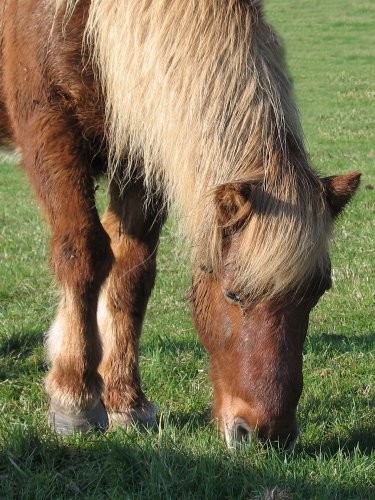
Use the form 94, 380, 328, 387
51, 0, 331, 300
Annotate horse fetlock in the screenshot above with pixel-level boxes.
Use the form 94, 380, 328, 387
45, 367, 103, 412
108, 402, 157, 431
48, 399, 108, 435
46, 368, 107, 435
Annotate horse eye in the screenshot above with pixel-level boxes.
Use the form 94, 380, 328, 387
224, 290, 241, 303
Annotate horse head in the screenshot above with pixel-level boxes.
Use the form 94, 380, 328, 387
191, 172, 360, 447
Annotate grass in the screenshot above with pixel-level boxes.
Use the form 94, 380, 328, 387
0, 0, 374, 498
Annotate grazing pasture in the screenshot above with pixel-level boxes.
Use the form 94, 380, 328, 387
0, 0, 374, 498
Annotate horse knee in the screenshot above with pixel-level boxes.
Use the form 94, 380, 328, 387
51, 227, 113, 290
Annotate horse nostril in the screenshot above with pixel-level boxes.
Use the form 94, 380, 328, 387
232, 418, 252, 443
225, 412, 299, 449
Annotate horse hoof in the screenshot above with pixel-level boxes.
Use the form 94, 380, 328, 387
48, 399, 109, 435
108, 402, 157, 431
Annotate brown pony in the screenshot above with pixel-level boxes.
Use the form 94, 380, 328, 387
0, 0, 360, 446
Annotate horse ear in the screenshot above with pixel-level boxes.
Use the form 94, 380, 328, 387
214, 182, 253, 227
322, 172, 361, 217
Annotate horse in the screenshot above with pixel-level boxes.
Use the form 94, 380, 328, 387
0, 0, 360, 447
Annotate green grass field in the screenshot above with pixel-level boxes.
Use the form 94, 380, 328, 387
0, 1, 374, 498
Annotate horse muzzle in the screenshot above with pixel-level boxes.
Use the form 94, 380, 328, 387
222, 414, 299, 450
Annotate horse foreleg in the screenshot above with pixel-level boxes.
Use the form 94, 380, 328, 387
98, 179, 165, 430
18, 112, 113, 434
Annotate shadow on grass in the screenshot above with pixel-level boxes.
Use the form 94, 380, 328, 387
306, 331, 375, 355
167, 408, 212, 431
0, 424, 372, 499
0, 329, 46, 384
302, 420, 375, 457
0, 328, 44, 359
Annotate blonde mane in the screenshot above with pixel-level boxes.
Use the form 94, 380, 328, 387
51, 0, 331, 300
